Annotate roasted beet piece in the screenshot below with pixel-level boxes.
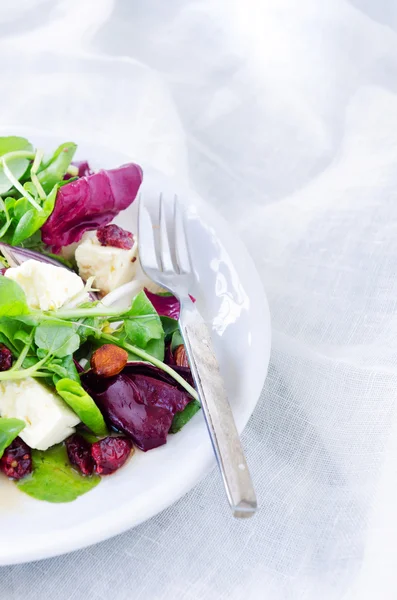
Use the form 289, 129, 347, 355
83, 363, 193, 451
0, 438, 32, 479
66, 434, 95, 475
91, 436, 133, 475
97, 224, 134, 250
0, 344, 12, 371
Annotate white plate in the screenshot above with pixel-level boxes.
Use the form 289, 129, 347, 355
0, 136, 271, 565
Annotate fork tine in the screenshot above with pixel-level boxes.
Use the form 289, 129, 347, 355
173, 195, 192, 274
159, 193, 177, 273
138, 193, 161, 271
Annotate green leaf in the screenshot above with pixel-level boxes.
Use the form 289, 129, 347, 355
17, 444, 100, 503
18, 230, 44, 251
141, 337, 165, 361
56, 379, 108, 436
47, 363, 68, 379
11, 209, 40, 245
0, 196, 12, 238
22, 356, 38, 369
0, 417, 25, 458
35, 322, 80, 358
0, 278, 29, 316
171, 330, 184, 352
54, 355, 80, 384
124, 291, 164, 347
170, 400, 201, 433
0, 319, 24, 352
0, 137, 33, 195
77, 317, 100, 344
37, 142, 77, 193
13, 329, 31, 346
160, 316, 179, 337
10, 184, 57, 245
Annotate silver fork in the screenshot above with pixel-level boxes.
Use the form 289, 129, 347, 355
138, 193, 257, 518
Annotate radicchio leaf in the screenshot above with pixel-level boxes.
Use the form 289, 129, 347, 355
42, 163, 143, 252
64, 161, 93, 180
82, 362, 193, 451
144, 290, 180, 319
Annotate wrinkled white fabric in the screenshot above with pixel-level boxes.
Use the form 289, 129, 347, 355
1, 0, 397, 598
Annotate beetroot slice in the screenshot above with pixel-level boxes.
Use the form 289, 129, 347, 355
83, 365, 192, 451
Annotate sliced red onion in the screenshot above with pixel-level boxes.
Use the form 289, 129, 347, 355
0, 243, 72, 270
0, 243, 98, 301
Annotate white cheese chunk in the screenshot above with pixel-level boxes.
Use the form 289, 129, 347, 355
75, 232, 139, 295
0, 378, 80, 451
5, 259, 88, 311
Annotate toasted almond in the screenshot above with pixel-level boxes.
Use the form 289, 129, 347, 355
174, 344, 189, 368
90, 344, 128, 378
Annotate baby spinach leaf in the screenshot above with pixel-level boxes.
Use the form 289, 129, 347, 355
77, 316, 100, 344
160, 316, 179, 337
18, 230, 44, 251
13, 329, 32, 346
124, 291, 164, 347
56, 378, 108, 436
50, 355, 80, 384
171, 330, 184, 352
22, 356, 39, 369
37, 142, 77, 193
35, 322, 80, 358
0, 278, 29, 316
107, 292, 165, 360
0, 196, 12, 238
12, 209, 40, 245
0, 319, 26, 352
170, 400, 201, 433
10, 184, 58, 245
0, 136, 33, 195
141, 338, 165, 361
0, 417, 25, 458
17, 444, 100, 503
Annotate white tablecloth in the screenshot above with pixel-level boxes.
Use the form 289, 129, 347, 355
2, 1, 397, 598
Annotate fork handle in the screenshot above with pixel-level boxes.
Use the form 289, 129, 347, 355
179, 301, 257, 517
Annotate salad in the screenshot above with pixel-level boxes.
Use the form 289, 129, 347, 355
0, 136, 199, 503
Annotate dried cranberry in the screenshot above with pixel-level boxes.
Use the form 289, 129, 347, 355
66, 434, 95, 475
0, 344, 12, 371
91, 436, 133, 475
97, 224, 134, 250
0, 438, 32, 480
